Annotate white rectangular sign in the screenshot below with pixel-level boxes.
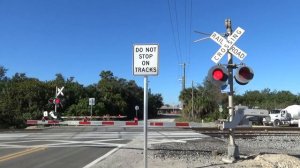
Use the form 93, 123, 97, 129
133, 44, 159, 76
229, 45, 247, 61
43, 111, 48, 117
227, 27, 245, 48
210, 32, 226, 47
211, 46, 227, 64
89, 98, 95, 106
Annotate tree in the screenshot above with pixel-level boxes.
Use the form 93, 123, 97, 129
63, 80, 86, 114
148, 93, 163, 118
0, 68, 164, 128
99, 70, 114, 80
235, 89, 298, 110
0, 74, 49, 128
0, 66, 8, 81
97, 70, 161, 119
65, 98, 89, 116
179, 77, 227, 121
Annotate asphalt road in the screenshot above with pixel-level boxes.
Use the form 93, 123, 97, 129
0, 127, 132, 168
0, 126, 207, 168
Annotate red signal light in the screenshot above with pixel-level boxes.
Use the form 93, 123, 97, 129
55, 98, 60, 104
239, 67, 251, 78
208, 65, 228, 86
48, 98, 54, 104
234, 66, 254, 85
212, 69, 224, 80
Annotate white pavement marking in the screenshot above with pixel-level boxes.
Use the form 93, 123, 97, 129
149, 139, 187, 144
147, 131, 209, 145
178, 137, 205, 141
0, 138, 126, 149
83, 145, 123, 168
0, 130, 210, 148
0, 129, 210, 167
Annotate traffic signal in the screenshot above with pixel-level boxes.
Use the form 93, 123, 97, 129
55, 98, 61, 104
208, 65, 228, 86
48, 98, 54, 104
48, 98, 62, 105
234, 65, 254, 85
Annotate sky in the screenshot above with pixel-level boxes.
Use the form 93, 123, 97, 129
0, 0, 300, 105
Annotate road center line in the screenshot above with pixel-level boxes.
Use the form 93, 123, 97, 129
0, 147, 47, 162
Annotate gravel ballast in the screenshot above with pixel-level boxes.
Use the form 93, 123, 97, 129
92, 134, 300, 168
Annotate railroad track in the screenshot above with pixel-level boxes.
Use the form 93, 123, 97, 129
191, 127, 300, 138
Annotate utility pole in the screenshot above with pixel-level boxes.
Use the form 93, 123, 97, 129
179, 63, 186, 108
55, 86, 58, 113
182, 63, 186, 90
179, 63, 186, 91
191, 81, 194, 119
223, 19, 239, 163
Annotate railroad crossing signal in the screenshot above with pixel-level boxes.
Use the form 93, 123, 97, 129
208, 64, 254, 86
55, 98, 61, 105
208, 26, 253, 86
48, 98, 61, 105
48, 98, 54, 104
210, 27, 247, 64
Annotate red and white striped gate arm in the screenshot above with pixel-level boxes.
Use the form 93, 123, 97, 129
26, 120, 201, 128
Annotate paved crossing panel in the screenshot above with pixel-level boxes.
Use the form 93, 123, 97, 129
0, 128, 209, 149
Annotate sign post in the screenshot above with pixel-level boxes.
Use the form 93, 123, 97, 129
135, 105, 139, 118
133, 44, 159, 168
143, 76, 148, 168
226, 20, 239, 163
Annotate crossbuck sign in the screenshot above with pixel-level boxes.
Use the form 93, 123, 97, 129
56, 86, 64, 97
210, 27, 247, 64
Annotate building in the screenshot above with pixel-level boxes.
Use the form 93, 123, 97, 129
158, 105, 182, 114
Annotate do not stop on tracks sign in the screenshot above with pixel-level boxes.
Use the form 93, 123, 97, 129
133, 43, 159, 168
133, 44, 159, 76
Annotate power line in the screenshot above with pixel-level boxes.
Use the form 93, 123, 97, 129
186, 0, 193, 83
167, 0, 181, 64
188, 0, 193, 59
167, 0, 193, 90
184, 0, 187, 62
173, 0, 183, 63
